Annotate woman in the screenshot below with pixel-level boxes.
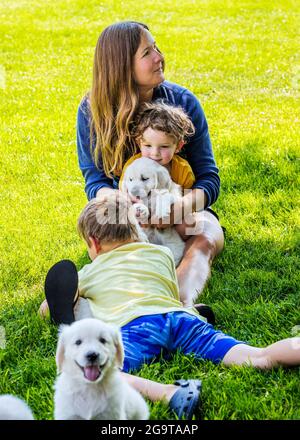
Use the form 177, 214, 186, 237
73, 21, 224, 419
77, 21, 224, 307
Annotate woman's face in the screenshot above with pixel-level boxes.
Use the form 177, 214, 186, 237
133, 29, 164, 90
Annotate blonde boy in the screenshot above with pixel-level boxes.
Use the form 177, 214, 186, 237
43, 193, 300, 372
41, 193, 300, 419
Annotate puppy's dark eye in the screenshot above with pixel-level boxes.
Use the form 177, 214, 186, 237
141, 176, 149, 181
75, 339, 82, 346
129, 178, 133, 181
99, 337, 107, 344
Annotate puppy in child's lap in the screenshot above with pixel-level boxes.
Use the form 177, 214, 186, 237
122, 157, 185, 266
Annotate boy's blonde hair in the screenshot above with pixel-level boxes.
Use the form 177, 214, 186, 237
77, 193, 141, 246
132, 101, 195, 144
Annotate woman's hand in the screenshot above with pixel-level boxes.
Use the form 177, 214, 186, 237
97, 188, 141, 206
140, 189, 206, 230
140, 200, 183, 230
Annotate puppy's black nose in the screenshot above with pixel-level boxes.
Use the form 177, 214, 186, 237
86, 351, 99, 363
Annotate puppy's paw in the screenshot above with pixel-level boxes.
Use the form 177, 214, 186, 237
133, 203, 149, 221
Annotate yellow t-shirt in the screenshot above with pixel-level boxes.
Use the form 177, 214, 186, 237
78, 242, 201, 328
119, 153, 196, 190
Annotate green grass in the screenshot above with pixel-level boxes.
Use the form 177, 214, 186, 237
0, 0, 299, 420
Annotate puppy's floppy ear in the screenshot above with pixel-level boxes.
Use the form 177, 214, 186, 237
121, 166, 132, 194
111, 326, 124, 369
55, 324, 69, 374
156, 167, 172, 190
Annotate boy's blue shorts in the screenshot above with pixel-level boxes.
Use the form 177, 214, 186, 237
121, 311, 244, 372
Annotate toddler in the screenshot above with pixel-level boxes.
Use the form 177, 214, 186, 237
119, 100, 196, 190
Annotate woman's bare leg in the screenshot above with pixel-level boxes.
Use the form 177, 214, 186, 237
176, 211, 224, 306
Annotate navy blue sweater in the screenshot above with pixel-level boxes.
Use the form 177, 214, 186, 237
76, 81, 220, 208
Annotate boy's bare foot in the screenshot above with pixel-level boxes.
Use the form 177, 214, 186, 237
38, 299, 49, 319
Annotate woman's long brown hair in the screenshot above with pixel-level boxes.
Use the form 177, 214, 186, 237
90, 21, 150, 177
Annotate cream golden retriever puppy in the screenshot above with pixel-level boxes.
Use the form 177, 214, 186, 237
121, 157, 185, 266
54, 318, 149, 420
0, 395, 34, 420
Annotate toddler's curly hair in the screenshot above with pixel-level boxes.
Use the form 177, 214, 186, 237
132, 101, 195, 144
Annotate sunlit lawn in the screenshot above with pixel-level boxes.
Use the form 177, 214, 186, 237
0, 0, 299, 419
